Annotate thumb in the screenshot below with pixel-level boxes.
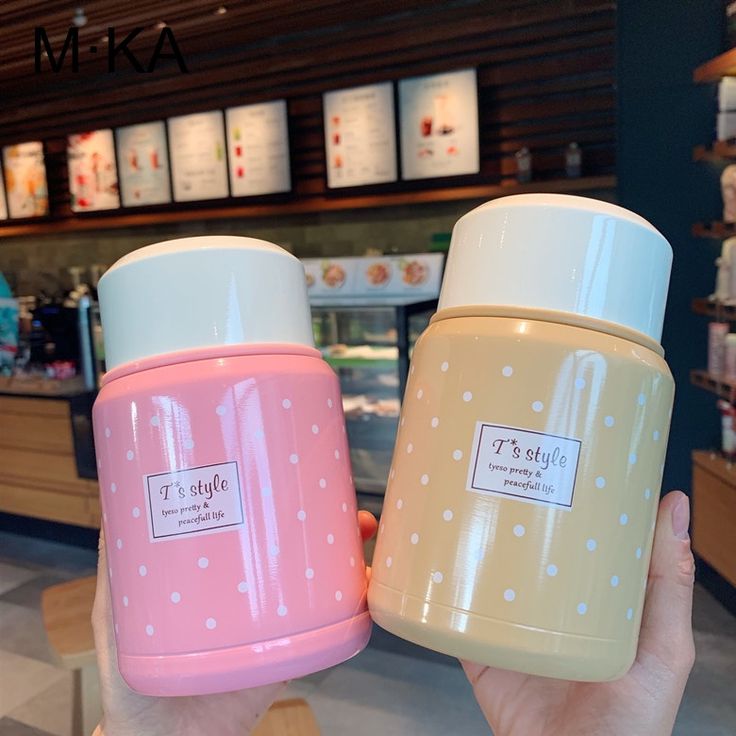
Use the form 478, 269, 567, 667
636, 491, 696, 681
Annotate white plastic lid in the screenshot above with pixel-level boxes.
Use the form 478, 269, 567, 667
98, 236, 314, 370
438, 194, 672, 342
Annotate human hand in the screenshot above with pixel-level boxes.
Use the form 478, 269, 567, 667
92, 510, 378, 736
463, 491, 695, 736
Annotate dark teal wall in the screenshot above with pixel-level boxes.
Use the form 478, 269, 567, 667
617, 1, 725, 496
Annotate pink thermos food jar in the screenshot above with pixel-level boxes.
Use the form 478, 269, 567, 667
93, 236, 370, 696
369, 194, 674, 681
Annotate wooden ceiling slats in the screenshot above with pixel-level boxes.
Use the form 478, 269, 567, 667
0, 0, 430, 68
0, 27, 614, 139
0, 1, 612, 89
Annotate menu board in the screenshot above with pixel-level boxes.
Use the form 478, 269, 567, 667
168, 111, 229, 202
225, 100, 291, 197
67, 129, 120, 212
115, 121, 172, 207
323, 82, 397, 188
0, 164, 7, 220
399, 68, 479, 180
2, 142, 49, 218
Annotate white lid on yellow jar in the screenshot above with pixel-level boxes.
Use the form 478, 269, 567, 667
98, 235, 314, 370
438, 194, 672, 343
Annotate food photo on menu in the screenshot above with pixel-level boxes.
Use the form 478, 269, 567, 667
302, 253, 443, 302
399, 68, 479, 180
67, 130, 120, 212
115, 121, 172, 207
365, 260, 392, 288
2, 142, 49, 218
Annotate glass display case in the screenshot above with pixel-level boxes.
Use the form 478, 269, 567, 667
312, 299, 437, 503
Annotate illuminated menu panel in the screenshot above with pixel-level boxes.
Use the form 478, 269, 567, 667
399, 68, 479, 180
225, 100, 291, 197
0, 164, 7, 220
2, 142, 49, 218
323, 82, 397, 188
116, 121, 172, 207
67, 129, 121, 212
168, 111, 229, 202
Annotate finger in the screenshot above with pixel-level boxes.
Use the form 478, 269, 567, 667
91, 529, 112, 648
358, 510, 378, 541
637, 491, 695, 679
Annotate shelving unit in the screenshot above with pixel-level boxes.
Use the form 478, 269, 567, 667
690, 369, 736, 401
691, 297, 736, 319
691, 48, 736, 609
693, 142, 736, 162
694, 47, 736, 82
692, 221, 736, 239
0, 176, 615, 239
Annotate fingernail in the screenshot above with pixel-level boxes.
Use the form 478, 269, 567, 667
672, 495, 690, 540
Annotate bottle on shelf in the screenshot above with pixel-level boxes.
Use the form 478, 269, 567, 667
515, 147, 532, 183
711, 237, 736, 302
565, 142, 582, 178
726, 333, 736, 380
708, 321, 729, 375
718, 400, 736, 459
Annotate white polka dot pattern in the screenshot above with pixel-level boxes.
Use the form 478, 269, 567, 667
94, 360, 367, 660
369, 315, 673, 655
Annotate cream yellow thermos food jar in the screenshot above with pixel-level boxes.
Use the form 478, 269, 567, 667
368, 194, 674, 681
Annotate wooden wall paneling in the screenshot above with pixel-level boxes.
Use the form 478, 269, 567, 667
0, 0, 616, 231
0, 445, 98, 495
0, 482, 100, 527
0, 3, 615, 129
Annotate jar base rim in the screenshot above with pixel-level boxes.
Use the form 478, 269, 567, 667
117, 610, 372, 696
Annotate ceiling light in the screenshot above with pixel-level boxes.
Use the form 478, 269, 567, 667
155, 21, 167, 30
72, 7, 88, 27
215, 5, 227, 14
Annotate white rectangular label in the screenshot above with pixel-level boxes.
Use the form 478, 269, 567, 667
145, 461, 244, 541
466, 422, 581, 510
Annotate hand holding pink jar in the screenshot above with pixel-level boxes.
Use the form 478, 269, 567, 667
93, 236, 371, 696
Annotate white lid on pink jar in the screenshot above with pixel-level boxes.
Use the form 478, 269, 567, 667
98, 235, 314, 370
438, 194, 672, 343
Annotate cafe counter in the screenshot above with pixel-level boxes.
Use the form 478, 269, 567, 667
0, 381, 99, 528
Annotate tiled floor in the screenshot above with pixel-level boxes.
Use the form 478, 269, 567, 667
0, 529, 734, 736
